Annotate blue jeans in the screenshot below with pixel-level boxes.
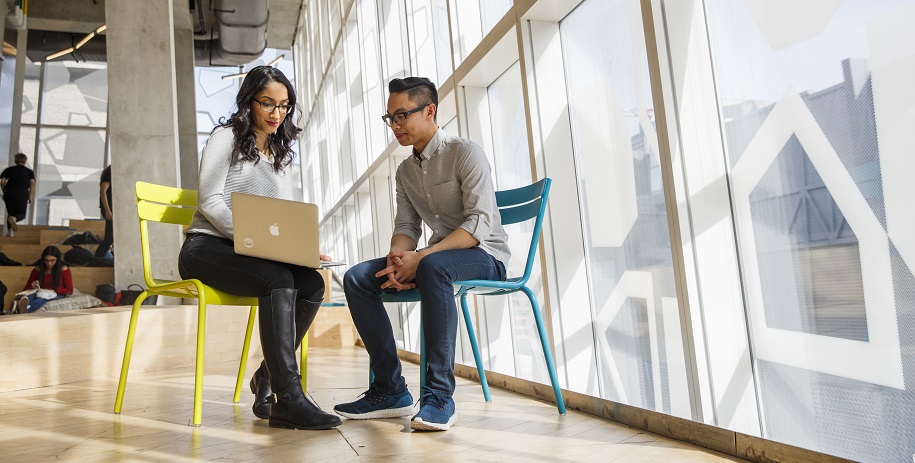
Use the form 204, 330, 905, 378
344, 247, 505, 399
25, 293, 66, 313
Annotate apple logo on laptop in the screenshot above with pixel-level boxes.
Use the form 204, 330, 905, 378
269, 223, 280, 236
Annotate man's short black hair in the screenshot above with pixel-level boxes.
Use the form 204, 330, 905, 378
389, 77, 438, 120
14, 153, 27, 165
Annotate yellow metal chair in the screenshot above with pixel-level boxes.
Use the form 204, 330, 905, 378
114, 181, 310, 426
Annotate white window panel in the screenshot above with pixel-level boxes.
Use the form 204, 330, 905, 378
561, 0, 686, 415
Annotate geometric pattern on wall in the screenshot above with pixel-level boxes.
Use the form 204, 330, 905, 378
731, 89, 903, 389
741, 0, 842, 51
594, 270, 662, 408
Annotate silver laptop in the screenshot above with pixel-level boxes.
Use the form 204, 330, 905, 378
231, 192, 343, 268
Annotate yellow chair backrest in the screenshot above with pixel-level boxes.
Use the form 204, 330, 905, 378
136, 181, 198, 225
135, 181, 198, 287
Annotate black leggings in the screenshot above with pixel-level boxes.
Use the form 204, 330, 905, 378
178, 233, 324, 302
4, 198, 27, 221
95, 217, 113, 257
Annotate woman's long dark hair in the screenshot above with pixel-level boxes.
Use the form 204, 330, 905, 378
37, 246, 64, 291
217, 65, 302, 172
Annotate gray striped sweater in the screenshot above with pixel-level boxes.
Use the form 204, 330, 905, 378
185, 126, 291, 240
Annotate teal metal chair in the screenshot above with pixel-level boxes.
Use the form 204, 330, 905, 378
378, 177, 565, 414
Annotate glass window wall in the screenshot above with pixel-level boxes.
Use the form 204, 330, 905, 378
292, 0, 915, 460
14, 60, 107, 225
706, 1, 915, 460
561, 0, 688, 416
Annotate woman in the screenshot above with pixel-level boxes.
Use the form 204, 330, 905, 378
18, 246, 72, 313
178, 66, 340, 430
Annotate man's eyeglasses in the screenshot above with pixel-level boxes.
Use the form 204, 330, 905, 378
254, 99, 294, 114
381, 104, 429, 127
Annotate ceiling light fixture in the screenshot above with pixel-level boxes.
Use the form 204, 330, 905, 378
221, 71, 248, 80
221, 54, 286, 80
45, 47, 75, 61
75, 32, 96, 50
45, 23, 107, 61
2, 41, 16, 57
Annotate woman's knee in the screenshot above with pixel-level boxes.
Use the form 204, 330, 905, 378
264, 269, 296, 293
294, 269, 325, 301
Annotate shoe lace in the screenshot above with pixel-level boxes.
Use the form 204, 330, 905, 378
419, 387, 446, 410
361, 384, 389, 405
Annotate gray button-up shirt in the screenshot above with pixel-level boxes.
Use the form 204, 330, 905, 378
392, 128, 510, 268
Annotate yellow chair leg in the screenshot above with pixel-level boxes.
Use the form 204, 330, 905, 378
192, 298, 207, 427
300, 333, 308, 392
113, 294, 145, 414
233, 306, 258, 403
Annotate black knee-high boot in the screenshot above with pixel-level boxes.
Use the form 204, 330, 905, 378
250, 298, 322, 418
258, 289, 340, 429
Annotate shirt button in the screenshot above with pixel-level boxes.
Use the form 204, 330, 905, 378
426, 193, 431, 197
435, 214, 439, 218
423, 171, 427, 174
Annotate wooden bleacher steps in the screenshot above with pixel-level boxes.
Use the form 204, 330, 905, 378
0, 243, 99, 266
65, 219, 107, 237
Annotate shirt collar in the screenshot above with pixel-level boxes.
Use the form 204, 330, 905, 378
413, 128, 446, 162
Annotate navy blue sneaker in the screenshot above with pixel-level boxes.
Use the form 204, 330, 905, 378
334, 385, 416, 419
410, 388, 456, 431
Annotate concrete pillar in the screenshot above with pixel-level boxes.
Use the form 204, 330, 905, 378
8, 22, 27, 164
0, 12, 7, 159
105, 0, 182, 288
174, 0, 199, 190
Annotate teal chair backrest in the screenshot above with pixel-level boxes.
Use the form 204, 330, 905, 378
493, 177, 551, 285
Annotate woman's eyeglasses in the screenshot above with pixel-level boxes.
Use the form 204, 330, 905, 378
254, 99, 294, 114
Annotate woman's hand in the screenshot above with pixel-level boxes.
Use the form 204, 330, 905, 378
320, 254, 332, 262
31, 281, 40, 290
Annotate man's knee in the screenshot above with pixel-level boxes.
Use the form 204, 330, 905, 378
415, 255, 450, 284
343, 261, 379, 294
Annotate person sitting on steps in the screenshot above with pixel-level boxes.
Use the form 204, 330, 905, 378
16, 246, 73, 314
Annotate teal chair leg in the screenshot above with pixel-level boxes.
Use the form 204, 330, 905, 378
523, 286, 566, 414
419, 319, 426, 390
460, 294, 491, 402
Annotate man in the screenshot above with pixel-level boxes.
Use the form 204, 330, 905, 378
95, 165, 113, 257
1, 153, 36, 236
334, 77, 510, 431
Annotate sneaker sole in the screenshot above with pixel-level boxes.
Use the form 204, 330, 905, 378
410, 412, 457, 431
334, 404, 417, 420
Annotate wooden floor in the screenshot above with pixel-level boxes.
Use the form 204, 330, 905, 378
0, 346, 745, 462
